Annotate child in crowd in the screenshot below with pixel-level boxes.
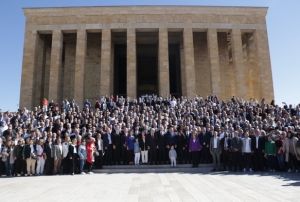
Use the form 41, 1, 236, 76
169, 145, 177, 167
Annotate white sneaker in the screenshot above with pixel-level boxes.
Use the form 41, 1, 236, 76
88, 172, 94, 174
81, 172, 86, 175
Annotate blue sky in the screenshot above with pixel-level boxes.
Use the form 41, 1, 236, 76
0, 0, 299, 111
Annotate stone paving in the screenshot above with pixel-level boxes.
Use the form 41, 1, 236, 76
1, 171, 300, 202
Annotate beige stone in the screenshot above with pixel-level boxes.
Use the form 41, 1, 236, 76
48, 30, 62, 103
20, 6, 274, 109
127, 28, 137, 98
159, 28, 170, 97
73, 29, 87, 107
99, 29, 112, 96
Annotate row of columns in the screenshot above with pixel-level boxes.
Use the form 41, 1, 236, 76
20, 27, 273, 109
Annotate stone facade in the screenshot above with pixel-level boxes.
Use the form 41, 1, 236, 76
20, 6, 274, 109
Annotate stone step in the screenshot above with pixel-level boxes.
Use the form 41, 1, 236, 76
94, 164, 213, 173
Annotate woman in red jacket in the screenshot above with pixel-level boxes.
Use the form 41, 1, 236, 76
86, 136, 96, 174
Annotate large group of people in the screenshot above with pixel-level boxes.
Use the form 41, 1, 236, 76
1, 95, 300, 177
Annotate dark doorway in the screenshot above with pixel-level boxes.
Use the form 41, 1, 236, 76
114, 44, 127, 96
137, 44, 158, 96
169, 44, 182, 97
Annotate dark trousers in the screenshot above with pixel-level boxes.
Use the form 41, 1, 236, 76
127, 150, 134, 164
120, 147, 127, 164
221, 150, 230, 170
202, 147, 211, 163
15, 158, 26, 175
252, 150, 264, 171
158, 148, 165, 164
266, 155, 276, 170
230, 151, 242, 171
191, 151, 199, 167
62, 158, 69, 174
86, 161, 93, 172
113, 147, 121, 165
104, 145, 113, 165
95, 150, 103, 169
288, 154, 299, 171
149, 149, 157, 164
243, 153, 253, 170
44, 157, 54, 175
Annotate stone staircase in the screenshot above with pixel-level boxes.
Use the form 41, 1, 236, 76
94, 164, 213, 173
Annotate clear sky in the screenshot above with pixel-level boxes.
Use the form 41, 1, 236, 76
0, 0, 299, 111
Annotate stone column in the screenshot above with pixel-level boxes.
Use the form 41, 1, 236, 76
183, 27, 196, 97
48, 30, 63, 103
100, 29, 112, 96
74, 29, 87, 107
19, 29, 38, 109
207, 29, 221, 97
159, 28, 170, 97
232, 29, 248, 99
255, 28, 274, 102
127, 28, 137, 98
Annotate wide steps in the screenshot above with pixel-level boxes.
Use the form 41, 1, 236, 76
94, 164, 213, 173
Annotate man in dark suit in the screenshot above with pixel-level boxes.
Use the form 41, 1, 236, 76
67, 137, 78, 175
229, 131, 243, 172
157, 127, 166, 164
147, 128, 158, 165
251, 129, 266, 171
112, 125, 121, 165
103, 127, 113, 165
220, 130, 232, 171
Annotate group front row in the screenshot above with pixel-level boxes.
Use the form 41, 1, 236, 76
0, 128, 299, 176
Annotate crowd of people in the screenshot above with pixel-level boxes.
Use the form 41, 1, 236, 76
1, 95, 300, 177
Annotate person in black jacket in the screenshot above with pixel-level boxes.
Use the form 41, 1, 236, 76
147, 128, 158, 165
14, 139, 26, 176
139, 130, 149, 164
67, 137, 78, 175
251, 129, 266, 171
103, 127, 113, 165
112, 125, 121, 165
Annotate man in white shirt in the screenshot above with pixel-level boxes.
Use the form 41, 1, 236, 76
210, 131, 222, 171
242, 131, 253, 172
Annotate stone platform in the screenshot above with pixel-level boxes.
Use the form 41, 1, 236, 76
1, 170, 300, 202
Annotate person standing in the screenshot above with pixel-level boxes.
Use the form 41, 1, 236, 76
67, 138, 78, 175
53, 138, 63, 175
265, 135, 276, 172
169, 145, 177, 167
86, 137, 96, 174
210, 131, 222, 171
251, 129, 265, 171
242, 131, 253, 172
134, 138, 141, 166
78, 139, 87, 174
95, 132, 104, 169
14, 139, 25, 176
24, 138, 37, 176
140, 131, 149, 164
36, 139, 46, 175
229, 131, 243, 172
189, 131, 202, 167
126, 130, 135, 165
